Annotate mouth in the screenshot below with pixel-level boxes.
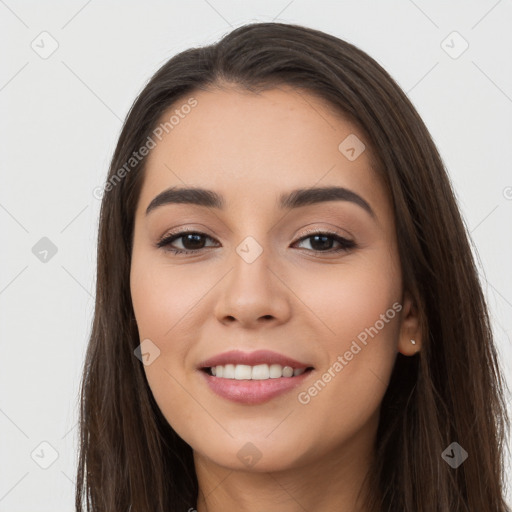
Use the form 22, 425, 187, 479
201, 364, 315, 380
199, 364, 315, 404
196, 349, 316, 404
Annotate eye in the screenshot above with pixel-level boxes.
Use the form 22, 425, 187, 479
156, 231, 218, 255
293, 231, 356, 253
156, 229, 356, 255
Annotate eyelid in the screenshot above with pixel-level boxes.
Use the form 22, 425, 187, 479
294, 226, 352, 240
156, 225, 216, 243
158, 226, 352, 245
156, 231, 217, 253
292, 227, 356, 252
156, 225, 356, 257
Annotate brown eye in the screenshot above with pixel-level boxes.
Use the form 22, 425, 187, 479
156, 230, 356, 256
294, 232, 356, 253
156, 232, 218, 254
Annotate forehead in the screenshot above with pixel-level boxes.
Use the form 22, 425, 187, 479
136, 86, 390, 223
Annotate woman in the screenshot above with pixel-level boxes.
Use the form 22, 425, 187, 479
76, 22, 511, 511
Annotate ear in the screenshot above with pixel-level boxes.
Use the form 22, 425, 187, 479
397, 290, 422, 356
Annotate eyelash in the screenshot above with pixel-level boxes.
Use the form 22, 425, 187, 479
155, 229, 356, 256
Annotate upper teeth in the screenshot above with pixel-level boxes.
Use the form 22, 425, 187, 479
210, 364, 306, 380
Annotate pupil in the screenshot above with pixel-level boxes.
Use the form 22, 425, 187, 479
183, 233, 204, 249
311, 235, 332, 251
180, 234, 334, 251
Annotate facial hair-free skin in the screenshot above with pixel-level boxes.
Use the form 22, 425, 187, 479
130, 86, 422, 512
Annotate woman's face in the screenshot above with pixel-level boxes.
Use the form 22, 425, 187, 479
130, 85, 419, 473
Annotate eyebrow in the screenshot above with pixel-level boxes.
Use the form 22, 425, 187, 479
145, 185, 375, 218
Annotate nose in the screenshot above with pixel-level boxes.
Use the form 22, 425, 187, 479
213, 247, 292, 329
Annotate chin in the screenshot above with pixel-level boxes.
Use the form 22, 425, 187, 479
193, 434, 312, 473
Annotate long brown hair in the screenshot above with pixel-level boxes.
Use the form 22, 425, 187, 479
76, 21, 511, 511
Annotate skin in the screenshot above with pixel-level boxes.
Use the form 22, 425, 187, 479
130, 85, 422, 512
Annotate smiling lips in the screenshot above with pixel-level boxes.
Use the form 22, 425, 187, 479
198, 349, 313, 369
197, 349, 315, 404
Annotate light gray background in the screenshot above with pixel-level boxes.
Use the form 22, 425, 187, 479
1, 1, 511, 510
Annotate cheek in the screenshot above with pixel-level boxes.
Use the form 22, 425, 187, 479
303, 247, 401, 350
130, 260, 213, 404
292, 249, 401, 422
130, 250, 210, 342
130, 270, 199, 441
129, 253, 213, 430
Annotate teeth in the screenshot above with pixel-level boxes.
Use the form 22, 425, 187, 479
208, 363, 307, 380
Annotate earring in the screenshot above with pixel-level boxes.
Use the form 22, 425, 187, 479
410, 339, 416, 345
